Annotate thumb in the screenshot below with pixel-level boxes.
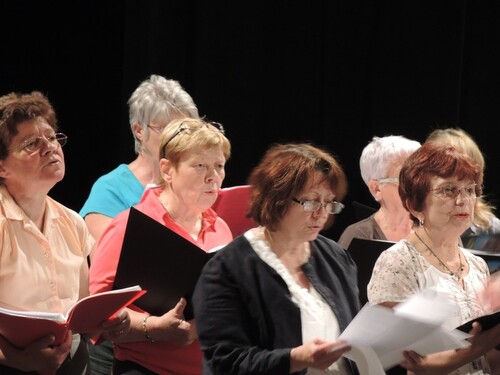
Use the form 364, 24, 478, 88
30, 334, 57, 350
470, 321, 483, 336
172, 297, 187, 317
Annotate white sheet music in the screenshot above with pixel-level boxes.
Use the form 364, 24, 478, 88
339, 290, 470, 374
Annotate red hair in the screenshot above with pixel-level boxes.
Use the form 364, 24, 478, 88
399, 141, 481, 225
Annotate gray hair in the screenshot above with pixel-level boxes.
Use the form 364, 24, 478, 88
360, 135, 421, 186
128, 74, 199, 154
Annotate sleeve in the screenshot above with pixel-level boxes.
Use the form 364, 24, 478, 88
74, 212, 95, 258
89, 210, 129, 295
367, 245, 420, 305
337, 218, 374, 249
192, 251, 294, 375
338, 224, 362, 249
80, 168, 144, 219
79, 177, 122, 218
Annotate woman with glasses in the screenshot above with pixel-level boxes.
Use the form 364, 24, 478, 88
0, 91, 129, 374
89, 118, 232, 374
338, 135, 420, 249
193, 143, 360, 375
368, 142, 500, 374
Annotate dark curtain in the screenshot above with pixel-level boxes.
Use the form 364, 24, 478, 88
1, 0, 499, 240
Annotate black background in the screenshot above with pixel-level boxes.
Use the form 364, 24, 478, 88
2, 1, 499, 240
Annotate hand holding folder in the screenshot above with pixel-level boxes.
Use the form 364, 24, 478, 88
0, 285, 145, 348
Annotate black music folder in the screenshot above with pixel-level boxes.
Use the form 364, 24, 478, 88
347, 238, 395, 305
462, 233, 500, 253
457, 310, 500, 333
113, 207, 214, 320
462, 233, 500, 273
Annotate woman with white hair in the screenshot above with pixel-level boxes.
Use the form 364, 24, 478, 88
338, 135, 420, 249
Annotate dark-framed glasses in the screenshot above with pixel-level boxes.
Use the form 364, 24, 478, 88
292, 198, 345, 215
17, 133, 68, 154
431, 184, 477, 199
378, 177, 399, 184
162, 121, 225, 155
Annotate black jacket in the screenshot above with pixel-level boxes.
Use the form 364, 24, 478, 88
193, 233, 360, 375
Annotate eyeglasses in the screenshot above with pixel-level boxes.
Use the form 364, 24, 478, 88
378, 177, 399, 184
431, 184, 477, 199
292, 198, 345, 215
17, 133, 68, 154
147, 124, 166, 134
162, 121, 225, 155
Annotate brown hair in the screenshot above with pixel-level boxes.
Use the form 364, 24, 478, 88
0, 91, 57, 161
247, 143, 347, 231
399, 141, 481, 226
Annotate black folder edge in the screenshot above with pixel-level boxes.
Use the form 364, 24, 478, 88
112, 207, 213, 319
346, 238, 396, 305
456, 310, 500, 333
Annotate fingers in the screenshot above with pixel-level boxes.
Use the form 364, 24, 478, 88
400, 350, 425, 371
469, 321, 483, 336
101, 309, 130, 329
102, 312, 131, 341
172, 298, 187, 317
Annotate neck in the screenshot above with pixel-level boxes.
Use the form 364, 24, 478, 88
129, 154, 160, 186
375, 208, 413, 240
413, 228, 464, 282
264, 228, 311, 288
265, 228, 310, 263
414, 227, 458, 257
7, 186, 47, 231
159, 191, 201, 240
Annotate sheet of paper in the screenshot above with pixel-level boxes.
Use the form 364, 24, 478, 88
394, 288, 455, 323
343, 346, 385, 375
339, 291, 470, 373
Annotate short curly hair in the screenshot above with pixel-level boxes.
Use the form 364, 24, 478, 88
247, 143, 347, 231
0, 91, 57, 163
399, 141, 481, 226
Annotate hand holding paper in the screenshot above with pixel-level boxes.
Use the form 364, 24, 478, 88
290, 338, 351, 373
338, 290, 470, 375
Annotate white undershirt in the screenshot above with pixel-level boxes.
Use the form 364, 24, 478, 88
245, 227, 350, 375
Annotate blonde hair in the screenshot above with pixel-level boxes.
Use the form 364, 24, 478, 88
426, 128, 495, 231
158, 117, 231, 185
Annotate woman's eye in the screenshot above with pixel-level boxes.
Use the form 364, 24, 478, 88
24, 139, 41, 150
443, 186, 455, 196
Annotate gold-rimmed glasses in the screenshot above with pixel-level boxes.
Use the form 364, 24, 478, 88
17, 133, 68, 154
431, 184, 478, 200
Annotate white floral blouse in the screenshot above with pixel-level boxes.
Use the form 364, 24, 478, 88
367, 239, 492, 375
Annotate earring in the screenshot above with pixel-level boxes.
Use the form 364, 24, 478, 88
419, 218, 424, 227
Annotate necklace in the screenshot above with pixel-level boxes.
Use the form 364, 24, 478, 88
414, 231, 464, 281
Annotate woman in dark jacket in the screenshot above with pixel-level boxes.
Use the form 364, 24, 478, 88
193, 143, 360, 375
